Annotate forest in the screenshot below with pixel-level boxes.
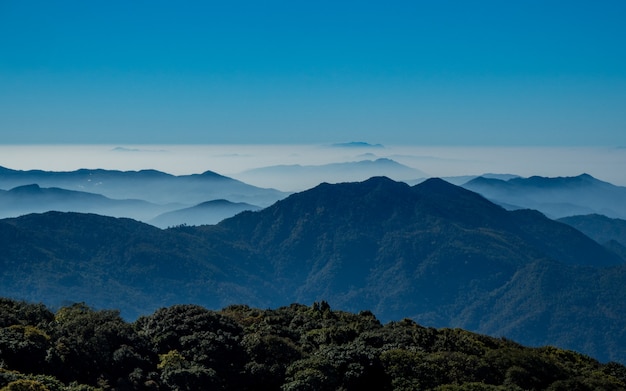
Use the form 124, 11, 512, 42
1, 298, 625, 391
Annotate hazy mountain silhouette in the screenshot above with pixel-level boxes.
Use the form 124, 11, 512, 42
433, 173, 520, 186
1, 177, 625, 362
463, 173, 626, 219
331, 141, 384, 148
235, 158, 427, 191
0, 184, 176, 221
149, 199, 262, 228
0, 166, 287, 207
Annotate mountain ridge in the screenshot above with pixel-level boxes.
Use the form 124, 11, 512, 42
234, 158, 427, 191
0, 183, 177, 221
0, 165, 287, 206
463, 173, 626, 219
149, 199, 262, 228
1, 177, 625, 363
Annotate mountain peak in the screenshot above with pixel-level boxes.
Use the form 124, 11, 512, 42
200, 170, 225, 177
331, 141, 384, 148
417, 176, 456, 187
415, 177, 487, 198
10, 184, 42, 193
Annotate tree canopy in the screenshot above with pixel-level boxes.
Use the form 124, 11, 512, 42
1, 298, 625, 391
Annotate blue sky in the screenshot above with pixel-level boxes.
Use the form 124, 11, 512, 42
1, 1, 625, 145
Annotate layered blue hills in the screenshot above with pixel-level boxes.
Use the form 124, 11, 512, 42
1, 176, 625, 363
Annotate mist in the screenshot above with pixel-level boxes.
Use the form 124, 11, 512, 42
1, 144, 625, 192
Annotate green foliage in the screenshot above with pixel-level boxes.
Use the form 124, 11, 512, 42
0, 325, 51, 374
1, 298, 625, 391
46, 303, 153, 389
136, 304, 247, 390
0, 379, 50, 391
0, 299, 54, 329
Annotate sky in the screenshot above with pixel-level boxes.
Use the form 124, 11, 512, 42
1, 1, 626, 146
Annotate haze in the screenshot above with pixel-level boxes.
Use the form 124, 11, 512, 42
1, 144, 625, 192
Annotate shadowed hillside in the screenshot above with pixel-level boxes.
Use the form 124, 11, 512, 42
1, 177, 625, 363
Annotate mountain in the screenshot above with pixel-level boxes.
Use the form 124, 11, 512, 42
149, 199, 262, 228
331, 141, 384, 148
234, 158, 427, 191
0, 183, 178, 221
435, 173, 520, 186
0, 166, 287, 207
559, 214, 626, 248
0, 212, 271, 318
462, 173, 626, 219
1, 177, 625, 362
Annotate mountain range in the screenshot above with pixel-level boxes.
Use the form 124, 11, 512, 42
0, 183, 176, 221
0, 166, 284, 225
2, 177, 625, 363
234, 158, 427, 191
462, 173, 626, 219
0, 166, 286, 206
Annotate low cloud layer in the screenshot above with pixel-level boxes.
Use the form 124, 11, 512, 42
1, 144, 624, 191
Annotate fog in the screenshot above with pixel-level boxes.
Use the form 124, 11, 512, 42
1, 144, 625, 191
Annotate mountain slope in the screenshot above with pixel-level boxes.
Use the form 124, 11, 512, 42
463, 173, 626, 219
203, 177, 626, 361
1, 177, 625, 362
0, 212, 277, 318
559, 214, 626, 248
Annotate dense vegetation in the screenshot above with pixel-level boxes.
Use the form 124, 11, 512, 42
1, 298, 625, 391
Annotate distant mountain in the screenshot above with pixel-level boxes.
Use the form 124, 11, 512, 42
331, 141, 384, 148
235, 158, 427, 191
1, 177, 625, 362
463, 173, 626, 219
0, 183, 178, 221
559, 214, 626, 248
149, 199, 262, 228
0, 166, 287, 207
437, 173, 520, 186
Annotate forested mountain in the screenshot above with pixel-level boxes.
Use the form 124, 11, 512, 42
2, 299, 625, 391
559, 214, 626, 261
0, 212, 272, 319
1, 177, 625, 363
462, 173, 626, 219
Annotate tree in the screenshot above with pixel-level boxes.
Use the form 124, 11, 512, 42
135, 304, 247, 390
46, 303, 152, 388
